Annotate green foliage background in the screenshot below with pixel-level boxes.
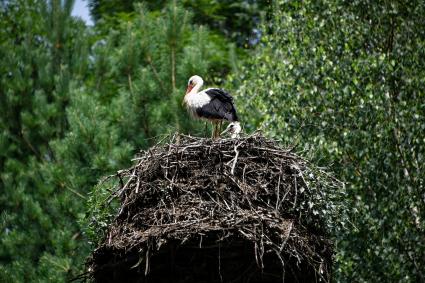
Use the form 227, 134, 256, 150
233, 0, 425, 282
1, 0, 424, 282
88, 0, 269, 47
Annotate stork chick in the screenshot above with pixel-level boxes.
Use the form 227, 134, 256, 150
183, 75, 241, 139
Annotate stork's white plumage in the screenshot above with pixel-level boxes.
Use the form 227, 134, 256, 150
183, 75, 241, 138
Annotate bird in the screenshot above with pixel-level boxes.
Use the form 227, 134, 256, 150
183, 75, 241, 139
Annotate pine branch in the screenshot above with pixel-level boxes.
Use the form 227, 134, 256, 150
146, 55, 166, 94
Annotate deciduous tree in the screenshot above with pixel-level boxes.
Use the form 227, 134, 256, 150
234, 1, 425, 281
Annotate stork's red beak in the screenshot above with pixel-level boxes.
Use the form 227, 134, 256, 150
186, 84, 194, 94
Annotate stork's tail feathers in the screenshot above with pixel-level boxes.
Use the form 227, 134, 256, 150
221, 122, 242, 138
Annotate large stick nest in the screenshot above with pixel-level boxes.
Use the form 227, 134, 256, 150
87, 134, 342, 282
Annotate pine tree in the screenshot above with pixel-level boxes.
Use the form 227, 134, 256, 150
88, 0, 269, 47
0, 0, 90, 281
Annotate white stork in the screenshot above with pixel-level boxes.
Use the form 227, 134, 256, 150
183, 75, 241, 139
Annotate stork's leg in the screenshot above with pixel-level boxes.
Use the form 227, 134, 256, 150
219, 121, 223, 136
216, 122, 220, 139
211, 122, 215, 139
204, 122, 208, 137
212, 121, 219, 139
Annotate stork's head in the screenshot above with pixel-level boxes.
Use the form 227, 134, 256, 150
222, 122, 242, 138
186, 75, 203, 94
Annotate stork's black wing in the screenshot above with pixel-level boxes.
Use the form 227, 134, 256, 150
205, 88, 234, 103
196, 88, 239, 122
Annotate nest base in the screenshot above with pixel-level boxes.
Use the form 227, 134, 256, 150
92, 236, 317, 283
